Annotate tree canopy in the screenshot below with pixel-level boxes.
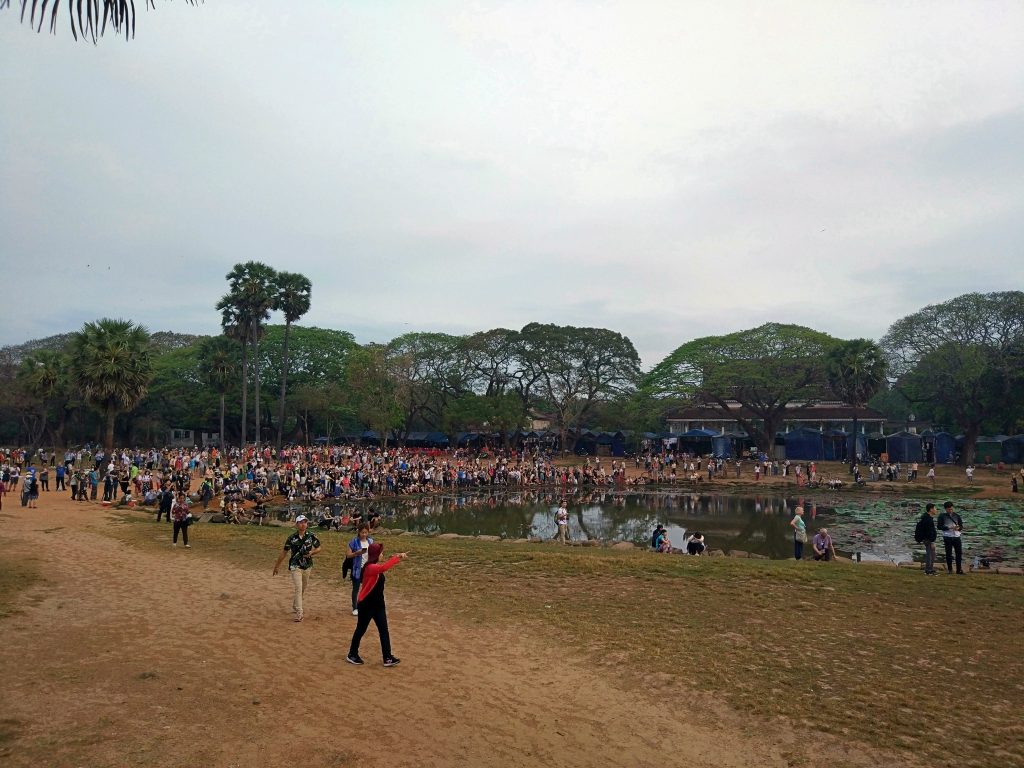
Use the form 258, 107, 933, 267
644, 323, 839, 456
881, 291, 1024, 463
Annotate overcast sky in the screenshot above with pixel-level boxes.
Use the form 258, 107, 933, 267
1, 1, 1022, 367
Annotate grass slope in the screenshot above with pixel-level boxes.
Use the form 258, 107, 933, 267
109, 514, 1024, 768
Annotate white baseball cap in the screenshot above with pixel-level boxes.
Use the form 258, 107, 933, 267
294, 515, 308, 523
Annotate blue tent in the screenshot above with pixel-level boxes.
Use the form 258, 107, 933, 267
424, 431, 450, 448
594, 431, 627, 457
677, 428, 716, 455
712, 432, 745, 458
822, 429, 845, 461
785, 428, 825, 460
886, 431, 923, 462
921, 431, 956, 464
1002, 435, 1024, 464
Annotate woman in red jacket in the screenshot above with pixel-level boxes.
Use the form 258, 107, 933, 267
347, 542, 407, 667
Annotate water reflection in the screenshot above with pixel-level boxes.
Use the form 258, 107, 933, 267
273, 490, 859, 561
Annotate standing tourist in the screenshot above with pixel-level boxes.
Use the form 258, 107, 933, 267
914, 503, 938, 575
345, 523, 374, 616
555, 500, 569, 543
171, 491, 192, 548
272, 515, 321, 622
347, 542, 407, 667
790, 506, 807, 560
937, 501, 964, 575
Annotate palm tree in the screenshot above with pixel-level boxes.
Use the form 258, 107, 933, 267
197, 336, 238, 455
825, 339, 888, 464
273, 271, 312, 447
5, 0, 199, 42
68, 318, 153, 454
217, 261, 277, 446
217, 301, 251, 447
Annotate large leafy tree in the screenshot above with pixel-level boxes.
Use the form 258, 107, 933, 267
644, 323, 839, 457
68, 318, 153, 453
386, 332, 470, 442
345, 345, 403, 447
825, 339, 887, 461
272, 272, 312, 448
16, 349, 73, 447
254, 325, 356, 443
217, 262, 277, 445
882, 292, 1024, 464
197, 336, 240, 454
517, 323, 641, 453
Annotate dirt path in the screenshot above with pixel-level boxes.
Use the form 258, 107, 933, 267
0, 496, 864, 768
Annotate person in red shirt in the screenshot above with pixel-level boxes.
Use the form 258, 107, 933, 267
346, 542, 407, 667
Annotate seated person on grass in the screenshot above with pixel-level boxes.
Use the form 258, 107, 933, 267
685, 532, 706, 555
812, 528, 836, 561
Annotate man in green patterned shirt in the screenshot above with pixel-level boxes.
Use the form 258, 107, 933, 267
272, 515, 322, 622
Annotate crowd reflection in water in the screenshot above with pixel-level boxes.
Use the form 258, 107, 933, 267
276, 490, 847, 561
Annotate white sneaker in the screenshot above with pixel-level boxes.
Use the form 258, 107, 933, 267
184, 544, 191, 548
352, 609, 358, 616
172, 543, 177, 547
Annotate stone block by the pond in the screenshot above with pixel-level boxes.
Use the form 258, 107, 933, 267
476, 535, 501, 542
896, 561, 916, 568
707, 549, 725, 557
611, 541, 634, 550
437, 533, 461, 540
728, 550, 750, 558
511, 538, 530, 544
580, 539, 599, 547
749, 553, 768, 560
207, 514, 226, 524
996, 566, 1023, 575
862, 560, 897, 567
528, 537, 544, 544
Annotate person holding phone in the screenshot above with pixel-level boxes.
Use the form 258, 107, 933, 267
344, 523, 374, 616
937, 501, 965, 574
347, 542, 407, 667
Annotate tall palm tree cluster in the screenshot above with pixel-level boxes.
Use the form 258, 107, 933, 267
215, 262, 312, 448
66, 318, 154, 453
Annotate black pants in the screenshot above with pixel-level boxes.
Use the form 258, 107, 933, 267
943, 537, 963, 572
40, 478, 49, 491
172, 520, 189, 545
56, 477, 65, 490
351, 577, 361, 611
348, 594, 391, 660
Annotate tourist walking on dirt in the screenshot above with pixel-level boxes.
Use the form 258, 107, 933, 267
914, 503, 938, 575
171, 492, 192, 548
347, 542, 407, 667
344, 523, 374, 616
790, 507, 807, 560
937, 501, 964, 574
272, 515, 321, 622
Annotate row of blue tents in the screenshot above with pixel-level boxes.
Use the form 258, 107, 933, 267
779, 429, 1024, 463
670, 428, 1024, 463
313, 428, 1024, 463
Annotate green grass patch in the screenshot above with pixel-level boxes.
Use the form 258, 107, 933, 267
108, 513, 1024, 768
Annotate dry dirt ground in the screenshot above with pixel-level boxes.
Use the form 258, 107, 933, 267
2, 494, 903, 768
